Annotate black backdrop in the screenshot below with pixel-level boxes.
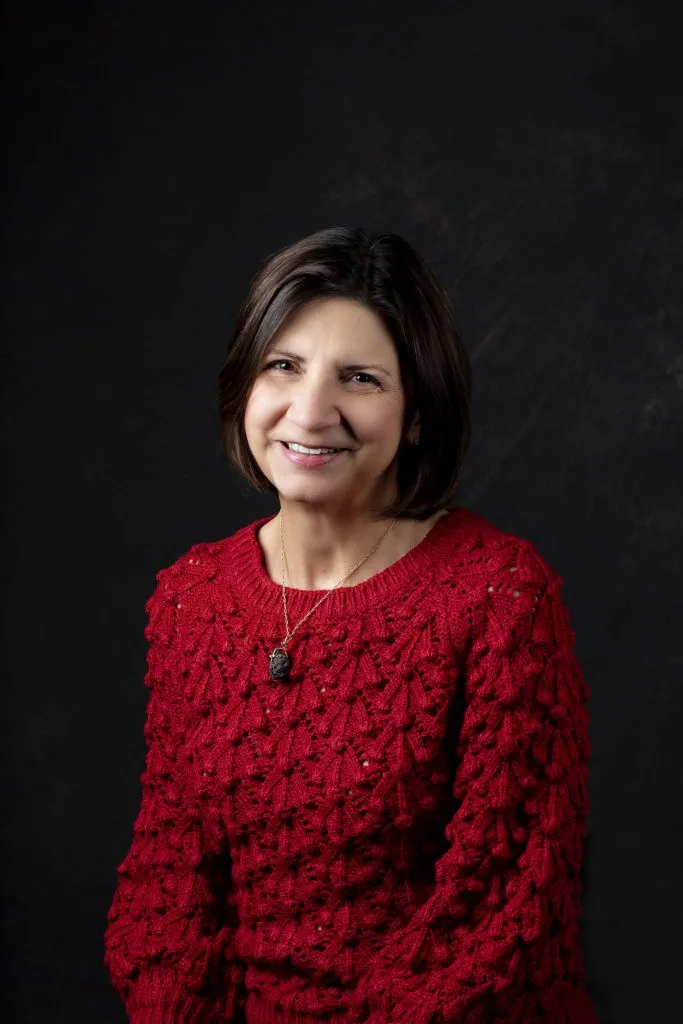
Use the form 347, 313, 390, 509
4, 2, 682, 1022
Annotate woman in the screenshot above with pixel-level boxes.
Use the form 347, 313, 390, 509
104, 226, 596, 1023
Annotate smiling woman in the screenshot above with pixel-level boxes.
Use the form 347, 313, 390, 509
103, 226, 596, 1024
243, 296, 416, 523
218, 226, 472, 525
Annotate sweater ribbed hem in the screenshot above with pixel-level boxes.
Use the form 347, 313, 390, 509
220, 506, 475, 620
125, 965, 239, 1023
245, 990, 362, 1024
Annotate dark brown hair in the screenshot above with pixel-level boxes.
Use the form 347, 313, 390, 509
218, 226, 472, 521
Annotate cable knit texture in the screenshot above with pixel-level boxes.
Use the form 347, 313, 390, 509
104, 507, 596, 1024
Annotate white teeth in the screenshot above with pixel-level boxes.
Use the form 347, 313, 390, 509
286, 443, 340, 455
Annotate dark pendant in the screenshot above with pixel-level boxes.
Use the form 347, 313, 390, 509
269, 647, 292, 681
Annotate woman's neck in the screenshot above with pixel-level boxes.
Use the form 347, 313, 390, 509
257, 505, 450, 591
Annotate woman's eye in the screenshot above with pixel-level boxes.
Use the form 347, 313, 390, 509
263, 361, 380, 387
349, 372, 380, 387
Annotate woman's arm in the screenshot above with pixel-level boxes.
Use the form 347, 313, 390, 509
352, 549, 597, 1023
103, 562, 245, 1023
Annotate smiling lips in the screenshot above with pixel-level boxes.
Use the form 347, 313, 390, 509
279, 441, 349, 468
281, 441, 347, 453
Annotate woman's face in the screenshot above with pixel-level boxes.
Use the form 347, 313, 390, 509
244, 297, 408, 516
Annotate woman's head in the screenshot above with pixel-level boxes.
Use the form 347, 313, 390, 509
218, 226, 472, 521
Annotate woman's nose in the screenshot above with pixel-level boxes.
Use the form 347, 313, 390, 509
287, 375, 340, 428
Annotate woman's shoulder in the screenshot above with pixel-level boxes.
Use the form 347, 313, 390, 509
145, 516, 266, 616
452, 505, 565, 592
149, 539, 222, 595
152, 518, 259, 584
446, 508, 574, 655
142, 530, 235, 624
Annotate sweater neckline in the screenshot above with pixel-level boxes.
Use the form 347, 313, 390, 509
220, 506, 472, 619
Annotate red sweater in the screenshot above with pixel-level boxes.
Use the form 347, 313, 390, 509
104, 507, 596, 1024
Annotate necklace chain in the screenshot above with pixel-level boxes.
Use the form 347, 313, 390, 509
278, 511, 399, 649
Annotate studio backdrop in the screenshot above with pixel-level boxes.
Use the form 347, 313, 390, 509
3, 2, 682, 1022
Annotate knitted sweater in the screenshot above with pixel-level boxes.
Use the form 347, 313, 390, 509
103, 507, 596, 1024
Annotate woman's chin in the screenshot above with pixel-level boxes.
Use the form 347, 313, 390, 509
273, 479, 346, 504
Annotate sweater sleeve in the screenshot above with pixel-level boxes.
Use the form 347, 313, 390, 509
103, 565, 246, 1023
352, 551, 596, 1024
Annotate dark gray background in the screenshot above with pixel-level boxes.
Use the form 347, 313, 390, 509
3, 1, 681, 1021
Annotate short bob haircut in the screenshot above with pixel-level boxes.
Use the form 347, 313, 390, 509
218, 226, 472, 521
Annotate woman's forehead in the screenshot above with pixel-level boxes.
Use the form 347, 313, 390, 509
270, 297, 397, 355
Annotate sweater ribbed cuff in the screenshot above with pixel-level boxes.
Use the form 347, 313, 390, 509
126, 964, 235, 1023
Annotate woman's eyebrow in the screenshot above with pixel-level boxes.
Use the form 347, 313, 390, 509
267, 349, 393, 376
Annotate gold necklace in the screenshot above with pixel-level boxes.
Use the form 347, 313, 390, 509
268, 511, 399, 681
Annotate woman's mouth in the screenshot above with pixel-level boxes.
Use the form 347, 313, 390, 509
278, 440, 348, 468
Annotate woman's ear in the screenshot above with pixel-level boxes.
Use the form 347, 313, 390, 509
405, 413, 421, 445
